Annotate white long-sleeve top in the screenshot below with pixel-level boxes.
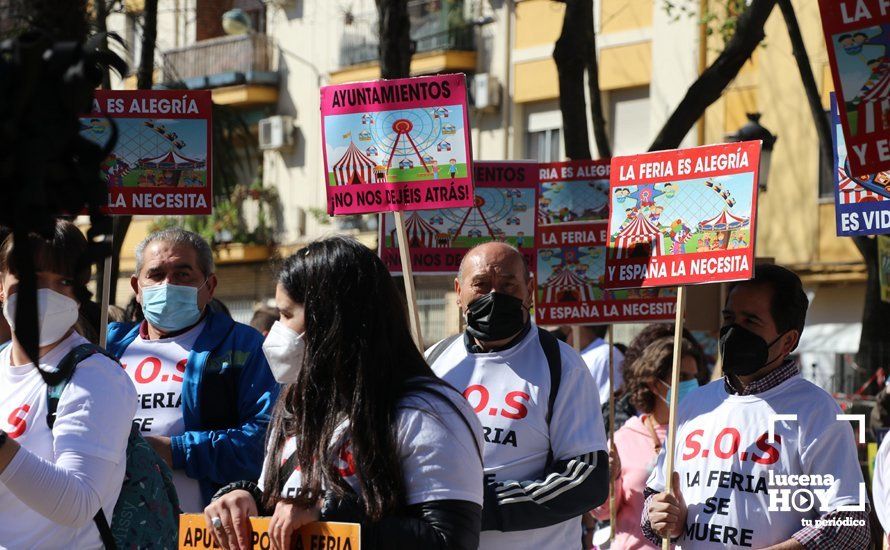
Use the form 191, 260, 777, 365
0, 332, 136, 549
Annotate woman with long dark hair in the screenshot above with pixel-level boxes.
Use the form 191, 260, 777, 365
205, 237, 483, 550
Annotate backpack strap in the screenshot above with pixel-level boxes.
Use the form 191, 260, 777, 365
45, 343, 118, 429
425, 333, 462, 366
41, 342, 119, 550
536, 327, 562, 468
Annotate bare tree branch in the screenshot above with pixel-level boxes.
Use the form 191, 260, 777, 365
777, 0, 832, 175
554, 0, 593, 160
649, 0, 778, 151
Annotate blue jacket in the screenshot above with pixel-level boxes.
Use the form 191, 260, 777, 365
107, 311, 280, 504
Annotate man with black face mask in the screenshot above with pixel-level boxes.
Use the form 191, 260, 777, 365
427, 242, 609, 550
641, 265, 869, 549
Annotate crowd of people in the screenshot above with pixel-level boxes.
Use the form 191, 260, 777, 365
0, 220, 885, 549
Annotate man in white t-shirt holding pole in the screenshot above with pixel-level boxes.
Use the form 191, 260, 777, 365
428, 242, 609, 550
642, 265, 869, 549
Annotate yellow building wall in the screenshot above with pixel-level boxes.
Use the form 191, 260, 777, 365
601, 0, 653, 34
514, 59, 559, 103
703, 0, 854, 268
515, 0, 565, 49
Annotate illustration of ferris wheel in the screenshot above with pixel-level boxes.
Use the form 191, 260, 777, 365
364, 109, 446, 173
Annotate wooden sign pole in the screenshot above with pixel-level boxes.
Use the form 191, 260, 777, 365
98, 224, 115, 348
608, 323, 617, 541
608, 325, 618, 541
661, 285, 687, 550
393, 210, 424, 350
571, 325, 581, 351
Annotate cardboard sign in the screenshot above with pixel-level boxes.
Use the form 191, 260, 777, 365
819, 0, 890, 175
880, 235, 890, 302
537, 160, 612, 224
832, 93, 890, 235
535, 221, 677, 324
179, 514, 360, 549
320, 74, 474, 215
604, 141, 760, 289
81, 90, 212, 215
379, 161, 537, 274
533, 160, 676, 324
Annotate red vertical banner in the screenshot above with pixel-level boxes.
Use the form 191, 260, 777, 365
819, 0, 890, 175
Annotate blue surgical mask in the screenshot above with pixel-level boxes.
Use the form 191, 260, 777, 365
141, 281, 205, 332
659, 379, 698, 406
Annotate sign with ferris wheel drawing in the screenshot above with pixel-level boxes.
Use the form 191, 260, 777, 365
81, 90, 212, 215
818, 0, 890, 175
604, 141, 761, 289
379, 161, 537, 274
320, 74, 474, 215
534, 160, 676, 325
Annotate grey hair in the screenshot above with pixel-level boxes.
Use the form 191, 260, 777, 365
134, 227, 215, 276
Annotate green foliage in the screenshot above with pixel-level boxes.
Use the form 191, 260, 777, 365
307, 207, 332, 226
661, 0, 757, 49
150, 180, 280, 246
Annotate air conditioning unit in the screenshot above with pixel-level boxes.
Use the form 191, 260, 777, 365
259, 115, 295, 150
472, 73, 501, 111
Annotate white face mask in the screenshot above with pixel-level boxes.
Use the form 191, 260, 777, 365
262, 320, 306, 384
3, 288, 79, 346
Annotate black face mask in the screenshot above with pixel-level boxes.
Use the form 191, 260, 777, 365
465, 292, 527, 342
719, 324, 786, 376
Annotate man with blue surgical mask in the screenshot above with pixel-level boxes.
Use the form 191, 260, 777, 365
105, 228, 278, 513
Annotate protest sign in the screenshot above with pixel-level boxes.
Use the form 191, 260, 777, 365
179, 514, 360, 549
379, 161, 537, 274
537, 160, 612, 224
819, 0, 890, 175
604, 141, 760, 290
534, 221, 676, 324
534, 160, 676, 325
81, 90, 212, 215
321, 74, 474, 215
832, 93, 890, 236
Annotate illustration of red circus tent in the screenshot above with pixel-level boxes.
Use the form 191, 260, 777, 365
854, 60, 890, 135
333, 142, 378, 185
138, 149, 205, 186
613, 214, 665, 258
837, 168, 885, 204
542, 267, 595, 303
697, 208, 750, 250
390, 212, 440, 248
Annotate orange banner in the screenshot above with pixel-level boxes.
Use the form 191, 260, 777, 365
179, 513, 360, 549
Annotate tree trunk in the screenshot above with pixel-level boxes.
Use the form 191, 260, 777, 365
777, 0, 831, 175
649, 0, 778, 151
852, 236, 890, 381
553, 0, 593, 160
137, 0, 158, 90
586, 23, 611, 159
95, 0, 112, 89
376, 0, 412, 79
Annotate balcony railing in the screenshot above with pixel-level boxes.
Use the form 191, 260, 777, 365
338, 0, 475, 68
161, 33, 278, 88
340, 24, 475, 67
